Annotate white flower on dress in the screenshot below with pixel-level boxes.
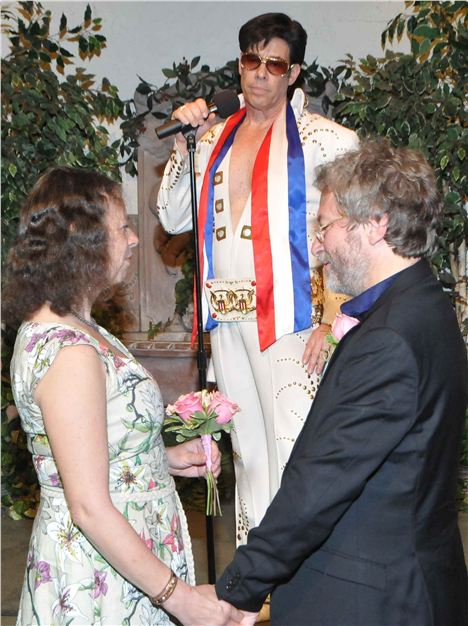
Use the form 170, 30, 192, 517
121, 578, 143, 609
170, 550, 189, 580
110, 460, 146, 492
139, 600, 171, 626
47, 510, 84, 567
52, 574, 84, 621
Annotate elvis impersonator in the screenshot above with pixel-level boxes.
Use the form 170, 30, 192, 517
156, 12, 358, 544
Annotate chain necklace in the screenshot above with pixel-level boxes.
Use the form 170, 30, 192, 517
70, 309, 100, 333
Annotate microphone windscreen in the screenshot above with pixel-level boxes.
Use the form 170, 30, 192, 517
213, 90, 240, 119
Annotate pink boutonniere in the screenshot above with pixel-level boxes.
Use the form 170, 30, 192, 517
326, 313, 360, 349
165, 389, 239, 516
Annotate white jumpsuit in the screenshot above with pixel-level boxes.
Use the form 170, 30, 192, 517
156, 89, 358, 543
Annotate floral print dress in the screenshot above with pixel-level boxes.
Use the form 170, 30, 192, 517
11, 321, 195, 625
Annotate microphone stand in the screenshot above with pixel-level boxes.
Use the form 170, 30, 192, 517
183, 127, 217, 584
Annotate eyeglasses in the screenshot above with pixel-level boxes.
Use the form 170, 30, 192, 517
315, 216, 345, 243
240, 52, 293, 77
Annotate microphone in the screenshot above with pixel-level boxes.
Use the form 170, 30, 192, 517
155, 90, 240, 139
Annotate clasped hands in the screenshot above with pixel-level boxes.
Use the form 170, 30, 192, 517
163, 578, 257, 626
194, 584, 258, 626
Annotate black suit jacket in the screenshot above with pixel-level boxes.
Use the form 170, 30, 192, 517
216, 261, 467, 626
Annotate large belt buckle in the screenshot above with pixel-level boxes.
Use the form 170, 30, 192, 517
205, 278, 257, 322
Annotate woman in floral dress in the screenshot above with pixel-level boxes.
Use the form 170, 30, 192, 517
3, 167, 242, 626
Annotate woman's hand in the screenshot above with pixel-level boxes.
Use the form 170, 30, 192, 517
166, 438, 221, 478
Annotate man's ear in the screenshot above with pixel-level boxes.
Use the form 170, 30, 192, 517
288, 63, 301, 86
367, 214, 389, 245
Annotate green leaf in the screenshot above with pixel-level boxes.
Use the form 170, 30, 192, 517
8, 164, 17, 177
396, 17, 406, 40
445, 191, 461, 205
78, 37, 89, 53
59, 13, 67, 32
412, 25, 440, 40
440, 154, 449, 170
43, 40, 58, 53
419, 39, 431, 58
162, 68, 177, 79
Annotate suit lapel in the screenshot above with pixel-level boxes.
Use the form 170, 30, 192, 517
294, 261, 433, 447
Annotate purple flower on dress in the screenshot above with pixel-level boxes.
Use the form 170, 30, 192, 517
50, 329, 88, 344
93, 570, 108, 599
25, 332, 45, 352
33, 455, 46, 471
25, 328, 89, 353
49, 473, 62, 487
112, 354, 126, 369
34, 561, 52, 589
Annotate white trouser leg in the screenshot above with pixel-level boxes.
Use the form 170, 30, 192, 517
211, 322, 321, 544
210, 322, 269, 544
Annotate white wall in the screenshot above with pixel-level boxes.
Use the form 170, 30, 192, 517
40, 1, 409, 100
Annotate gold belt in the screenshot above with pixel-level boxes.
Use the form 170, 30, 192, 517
205, 278, 257, 322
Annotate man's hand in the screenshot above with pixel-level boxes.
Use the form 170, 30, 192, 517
173, 98, 217, 154
302, 323, 332, 375
239, 609, 258, 625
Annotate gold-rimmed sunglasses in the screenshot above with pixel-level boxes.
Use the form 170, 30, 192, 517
240, 52, 293, 77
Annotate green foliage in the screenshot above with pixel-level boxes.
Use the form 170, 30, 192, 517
1, 326, 40, 519
1, 1, 125, 259
1, 1, 126, 519
333, 1, 467, 288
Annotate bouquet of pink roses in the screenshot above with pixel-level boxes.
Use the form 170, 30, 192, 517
165, 389, 239, 516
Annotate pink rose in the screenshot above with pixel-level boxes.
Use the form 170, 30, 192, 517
167, 391, 203, 421
209, 391, 239, 424
331, 313, 360, 341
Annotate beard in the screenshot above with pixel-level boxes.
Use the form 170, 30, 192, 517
318, 230, 370, 297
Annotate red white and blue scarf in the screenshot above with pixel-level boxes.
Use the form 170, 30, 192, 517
193, 101, 312, 351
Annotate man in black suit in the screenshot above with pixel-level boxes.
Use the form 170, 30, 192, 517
209, 140, 467, 626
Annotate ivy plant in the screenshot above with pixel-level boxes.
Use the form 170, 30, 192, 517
1, 1, 125, 259
333, 1, 467, 303
1, 1, 127, 519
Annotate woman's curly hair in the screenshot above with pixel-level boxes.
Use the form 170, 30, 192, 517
2, 166, 123, 328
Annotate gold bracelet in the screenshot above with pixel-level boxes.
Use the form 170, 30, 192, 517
149, 569, 178, 607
